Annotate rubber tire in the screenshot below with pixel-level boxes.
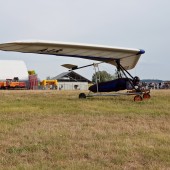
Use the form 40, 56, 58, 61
143, 93, 151, 99
134, 95, 143, 101
79, 93, 86, 99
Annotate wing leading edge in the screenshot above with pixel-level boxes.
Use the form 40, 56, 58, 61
0, 40, 145, 70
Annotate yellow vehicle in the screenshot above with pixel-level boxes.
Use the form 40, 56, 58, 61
40, 80, 58, 89
0, 81, 6, 89
0, 77, 26, 89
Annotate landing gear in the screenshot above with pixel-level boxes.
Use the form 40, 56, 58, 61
143, 93, 151, 99
79, 93, 86, 99
134, 95, 143, 101
134, 92, 151, 101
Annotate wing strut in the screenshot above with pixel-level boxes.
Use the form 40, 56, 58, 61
115, 59, 140, 91
68, 62, 104, 71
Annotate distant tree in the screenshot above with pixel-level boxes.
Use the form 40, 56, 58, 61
113, 70, 124, 79
92, 71, 114, 83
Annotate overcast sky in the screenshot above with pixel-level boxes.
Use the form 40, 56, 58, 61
0, 0, 170, 80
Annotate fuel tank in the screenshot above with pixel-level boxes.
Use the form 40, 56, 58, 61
89, 78, 131, 93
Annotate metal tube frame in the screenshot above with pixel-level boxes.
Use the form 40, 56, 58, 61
115, 59, 140, 91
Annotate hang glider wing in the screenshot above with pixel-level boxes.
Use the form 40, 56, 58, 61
0, 40, 145, 70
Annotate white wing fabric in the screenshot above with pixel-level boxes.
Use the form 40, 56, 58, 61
0, 40, 145, 70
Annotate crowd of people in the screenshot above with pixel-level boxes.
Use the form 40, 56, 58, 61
141, 82, 170, 89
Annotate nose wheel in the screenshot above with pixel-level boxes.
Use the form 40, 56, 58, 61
143, 93, 151, 99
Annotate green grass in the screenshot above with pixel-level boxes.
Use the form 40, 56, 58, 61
0, 90, 170, 169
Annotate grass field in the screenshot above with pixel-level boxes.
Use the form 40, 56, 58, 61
0, 90, 170, 169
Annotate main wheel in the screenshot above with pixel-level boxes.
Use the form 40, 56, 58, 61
134, 95, 143, 101
143, 93, 151, 99
79, 93, 86, 99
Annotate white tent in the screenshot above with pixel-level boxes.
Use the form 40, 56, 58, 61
0, 60, 28, 81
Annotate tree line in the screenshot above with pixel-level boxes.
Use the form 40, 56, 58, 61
92, 71, 117, 83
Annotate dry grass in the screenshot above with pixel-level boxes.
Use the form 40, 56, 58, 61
0, 90, 170, 169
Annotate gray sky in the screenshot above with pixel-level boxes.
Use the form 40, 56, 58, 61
0, 0, 170, 80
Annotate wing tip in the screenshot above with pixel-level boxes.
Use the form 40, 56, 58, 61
137, 49, 145, 55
